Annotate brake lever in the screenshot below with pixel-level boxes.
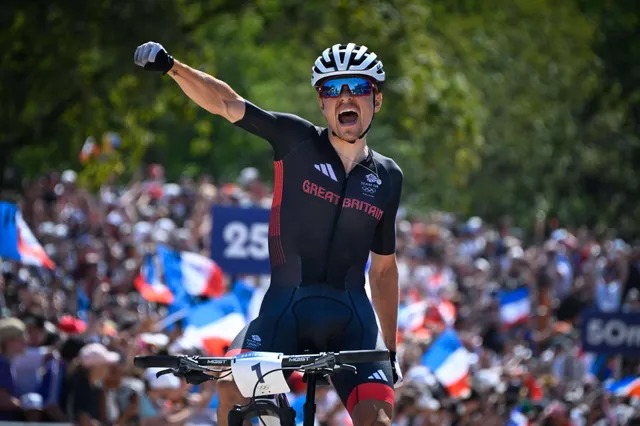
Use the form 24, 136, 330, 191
335, 364, 357, 374
156, 368, 176, 378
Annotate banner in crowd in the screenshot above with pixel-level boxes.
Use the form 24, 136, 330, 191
0, 201, 55, 269
581, 309, 640, 355
210, 205, 270, 275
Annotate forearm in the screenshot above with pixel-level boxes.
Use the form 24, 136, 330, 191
369, 265, 399, 351
168, 60, 244, 121
44, 405, 68, 422
0, 391, 20, 412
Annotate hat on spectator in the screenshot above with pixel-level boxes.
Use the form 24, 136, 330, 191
61, 170, 77, 184
164, 183, 181, 199
79, 343, 120, 367
154, 217, 176, 234
58, 316, 87, 334
140, 333, 170, 348
198, 183, 217, 202
287, 371, 306, 394
106, 211, 124, 227
0, 318, 26, 344
144, 367, 181, 390
473, 258, 491, 272
239, 167, 259, 187
20, 393, 43, 411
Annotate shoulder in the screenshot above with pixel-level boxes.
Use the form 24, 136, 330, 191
372, 151, 403, 185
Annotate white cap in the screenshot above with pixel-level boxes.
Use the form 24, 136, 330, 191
54, 224, 69, 238
79, 343, 120, 367
473, 258, 490, 272
133, 222, 152, 240
466, 216, 483, 230
509, 246, 524, 259
140, 333, 169, 348
61, 170, 77, 184
144, 368, 181, 390
106, 211, 124, 227
154, 218, 176, 233
239, 167, 259, 186
21, 393, 43, 410
163, 183, 181, 198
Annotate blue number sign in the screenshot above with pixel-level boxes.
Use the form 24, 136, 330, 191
211, 205, 271, 275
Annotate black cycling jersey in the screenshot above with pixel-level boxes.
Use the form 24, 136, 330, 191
234, 101, 403, 290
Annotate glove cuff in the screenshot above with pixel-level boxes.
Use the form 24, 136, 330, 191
162, 55, 175, 75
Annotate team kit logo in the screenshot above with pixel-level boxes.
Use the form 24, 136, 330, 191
362, 173, 382, 198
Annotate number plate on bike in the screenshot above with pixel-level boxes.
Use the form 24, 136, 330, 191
231, 352, 290, 397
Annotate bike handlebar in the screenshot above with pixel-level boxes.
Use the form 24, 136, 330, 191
134, 356, 180, 369
134, 349, 389, 370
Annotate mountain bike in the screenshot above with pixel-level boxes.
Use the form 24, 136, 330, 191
134, 348, 388, 426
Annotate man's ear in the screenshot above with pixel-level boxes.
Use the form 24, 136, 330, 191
318, 96, 324, 110
374, 91, 383, 113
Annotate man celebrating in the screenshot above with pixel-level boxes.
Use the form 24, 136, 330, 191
134, 41, 403, 426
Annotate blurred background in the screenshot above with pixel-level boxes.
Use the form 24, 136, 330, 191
1, 0, 640, 425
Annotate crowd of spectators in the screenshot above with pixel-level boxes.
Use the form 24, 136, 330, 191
1, 164, 639, 425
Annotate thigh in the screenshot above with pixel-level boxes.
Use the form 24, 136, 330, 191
329, 291, 395, 417
330, 331, 395, 417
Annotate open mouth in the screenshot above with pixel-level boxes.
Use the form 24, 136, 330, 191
338, 109, 359, 125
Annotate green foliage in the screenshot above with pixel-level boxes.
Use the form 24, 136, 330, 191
1, 0, 639, 236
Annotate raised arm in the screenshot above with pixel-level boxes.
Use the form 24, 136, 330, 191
168, 60, 246, 123
134, 42, 245, 122
134, 41, 318, 159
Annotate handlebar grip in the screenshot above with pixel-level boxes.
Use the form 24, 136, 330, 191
336, 349, 389, 364
134, 356, 180, 369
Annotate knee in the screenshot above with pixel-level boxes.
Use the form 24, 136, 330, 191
351, 401, 393, 426
352, 415, 392, 426
216, 376, 245, 404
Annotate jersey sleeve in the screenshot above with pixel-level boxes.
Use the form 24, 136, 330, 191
233, 101, 318, 161
371, 162, 403, 255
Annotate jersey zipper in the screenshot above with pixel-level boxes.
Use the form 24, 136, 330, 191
321, 173, 349, 283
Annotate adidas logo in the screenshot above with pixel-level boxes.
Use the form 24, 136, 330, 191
367, 370, 388, 381
314, 163, 337, 182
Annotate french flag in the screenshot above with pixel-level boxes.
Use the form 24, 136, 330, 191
499, 287, 530, 327
422, 328, 471, 398
0, 202, 55, 270
158, 245, 225, 299
176, 295, 247, 356
134, 253, 174, 305
398, 300, 457, 332
607, 376, 640, 398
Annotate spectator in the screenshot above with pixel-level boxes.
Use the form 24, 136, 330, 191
39, 336, 85, 421
12, 313, 49, 397
104, 356, 141, 426
66, 342, 120, 425
0, 318, 26, 421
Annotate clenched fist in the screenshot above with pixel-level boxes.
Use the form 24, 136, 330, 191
133, 41, 174, 74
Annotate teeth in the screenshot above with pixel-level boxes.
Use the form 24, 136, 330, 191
340, 109, 357, 114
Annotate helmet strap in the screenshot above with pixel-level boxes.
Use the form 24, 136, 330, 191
356, 94, 377, 140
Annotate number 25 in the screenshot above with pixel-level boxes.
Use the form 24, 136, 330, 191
251, 362, 266, 384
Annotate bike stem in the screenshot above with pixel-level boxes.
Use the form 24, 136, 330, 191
303, 373, 318, 426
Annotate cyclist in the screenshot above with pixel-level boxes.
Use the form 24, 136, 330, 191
134, 41, 404, 426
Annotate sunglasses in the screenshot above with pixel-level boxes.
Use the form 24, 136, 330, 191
317, 77, 375, 98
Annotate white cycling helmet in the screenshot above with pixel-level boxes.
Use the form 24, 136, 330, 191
311, 43, 386, 87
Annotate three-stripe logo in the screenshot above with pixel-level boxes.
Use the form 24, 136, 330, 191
367, 370, 388, 381
314, 163, 337, 182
